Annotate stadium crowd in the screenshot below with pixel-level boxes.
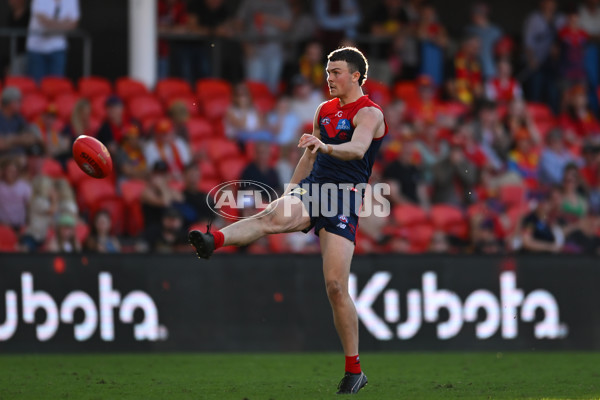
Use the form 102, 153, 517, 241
1, 0, 600, 255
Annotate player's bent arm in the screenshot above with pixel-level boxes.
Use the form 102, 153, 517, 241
326, 107, 384, 161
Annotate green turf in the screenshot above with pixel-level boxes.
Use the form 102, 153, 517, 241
0, 352, 599, 400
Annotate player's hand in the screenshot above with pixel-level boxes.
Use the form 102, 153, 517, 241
298, 133, 325, 154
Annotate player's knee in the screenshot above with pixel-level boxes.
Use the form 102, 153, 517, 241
325, 279, 347, 304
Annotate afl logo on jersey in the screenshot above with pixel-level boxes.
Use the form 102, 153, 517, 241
321, 117, 330, 125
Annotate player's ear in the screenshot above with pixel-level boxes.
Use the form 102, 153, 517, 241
352, 70, 360, 84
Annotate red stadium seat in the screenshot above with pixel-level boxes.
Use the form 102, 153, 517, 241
527, 102, 554, 121
21, 92, 48, 121
0, 225, 18, 252
408, 224, 435, 253
120, 179, 146, 204
78, 76, 112, 98
217, 157, 248, 181
41, 158, 66, 179
116, 77, 149, 100
362, 80, 391, 107
196, 78, 232, 119
430, 204, 464, 228
268, 233, 288, 253
54, 92, 80, 121
198, 178, 220, 193
156, 78, 192, 102
187, 117, 214, 143
128, 94, 164, 121
441, 102, 469, 119
199, 160, 218, 180
246, 80, 276, 113
392, 204, 428, 227
75, 221, 90, 244
40, 76, 75, 99
499, 184, 527, 208
5, 76, 37, 96
77, 178, 116, 211
394, 81, 419, 106
206, 138, 242, 162
90, 94, 108, 120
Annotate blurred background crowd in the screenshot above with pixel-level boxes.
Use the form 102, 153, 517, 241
0, 0, 600, 255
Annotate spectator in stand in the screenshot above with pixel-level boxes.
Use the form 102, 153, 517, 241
84, 210, 121, 253
288, 0, 317, 45
115, 123, 147, 181
431, 139, 477, 207
564, 213, 600, 255
416, 2, 447, 87
46, 212, 81, 253
465, 2, 502, 80
61, 98, 92, 139
235, 0, 292, 93
558, 7, 589, 91
581, 141, 600, 181
539, 128, 579, 187
454, 122, 489, 170
188, 0, 242, 82
168, 100, 191, 140
157, 0, 188, 79
34, 103, 70, 167
289, 75, 325, 128
96, 95, 127, 155
144, 118, 191, 181
140, 160, 184, 231
451, 34, 483, 105
383, 139, 430, 209
507, 128, 541, 189
267, 97, 300, 146
365, 0, 410, 66
297, 41, 325, 90
559, 84, 600, 145
55, 177, 77, 216
473, 100, 509, 170
579, 0, 600, 113
144, 206, 189, 253
225, 83, 272, 145
275, 144, 301, 192
180, 162, 213, 227
503, 98, 541, 146
313, 0, 361, 52
0, 87, 38, 157
522, 0, 564, 113
387, 30, 420, 83
560, 163, 588, 223
26, 0, 80, 83
241, 141, 282, 196
485, 59, 523, 104
20, 175, 56, 252
520, 191, 563, 253
407, 75, 443, 129
6, 0, 31, 75
0, 157, 31, 230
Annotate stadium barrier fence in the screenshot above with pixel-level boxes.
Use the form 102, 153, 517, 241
0, 254, 597, 352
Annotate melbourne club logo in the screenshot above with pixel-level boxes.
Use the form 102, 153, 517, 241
321, 117, 330, 125
207, 180, 279, 221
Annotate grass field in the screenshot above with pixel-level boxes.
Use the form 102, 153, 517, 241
0, 352, 599, 399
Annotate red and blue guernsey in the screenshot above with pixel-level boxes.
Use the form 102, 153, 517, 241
310, 95, 388, 184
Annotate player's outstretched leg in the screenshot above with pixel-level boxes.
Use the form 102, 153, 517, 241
189, 194, 310, 259
319, 230, 367, 394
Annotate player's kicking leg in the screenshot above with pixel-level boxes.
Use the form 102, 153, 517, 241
189, 194, 310, 258
319, 230, 367, 394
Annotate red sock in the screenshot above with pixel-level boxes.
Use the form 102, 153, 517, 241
212, 230, 224, 249
345, 354, 361, 374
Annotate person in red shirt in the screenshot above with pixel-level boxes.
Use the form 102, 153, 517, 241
558, 8, 589, 86
157, 0, 188, 78
452, 34, 483, 105
559, 84, 600, 143
485, 59, 523, 104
